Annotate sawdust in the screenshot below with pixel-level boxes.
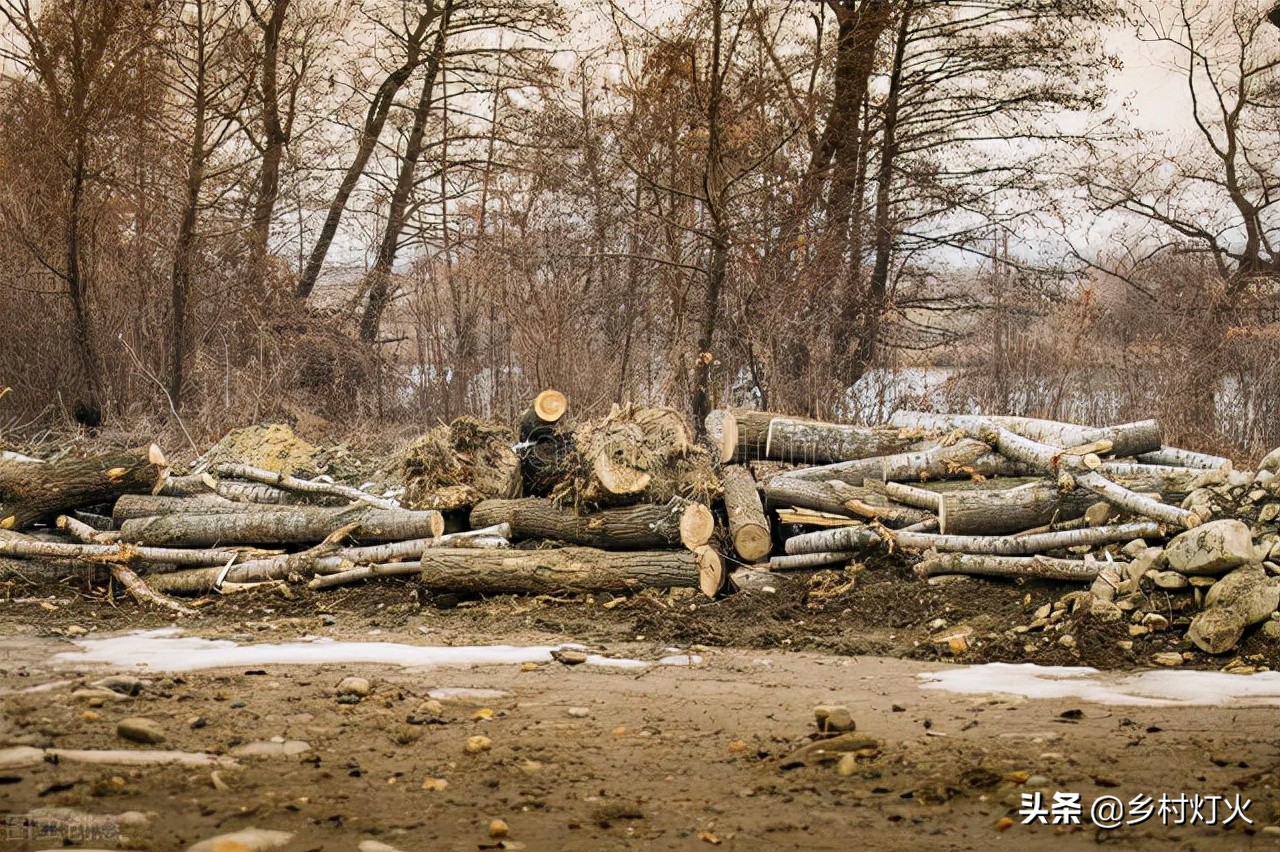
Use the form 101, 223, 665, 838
395, 417, 521, 511
199, 423, 322, 477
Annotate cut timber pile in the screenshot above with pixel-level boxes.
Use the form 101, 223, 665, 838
4, 397, 1278, 659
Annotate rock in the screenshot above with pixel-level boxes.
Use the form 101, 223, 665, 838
1088, 598, 1123, 623
465, 735, 492, 754
1262, 620, 1280, 640
567, 707, 591, 718
117, 717, 166, 745
91, 675, 144, 696
1121, 539, 1148, 558
489, 818, 510, 838
1115, 640, 1134, 651
1188, 565, 1280, 654
930, 625, 973, 655
814, 705, 856, 734
1152, 652, 1184, 667
336, 676, 371, 698
359, 841, 406, 852
836, 752, 858, 776
1128, 624, 1151, 637
64, 624, 87, 637
422, 777, 449, 791
1165, 520, 1254, 575
1153, 570, 1189, 590
1126, 548, 1165, 580
187, 828, 294, 852
229, 740, 311, 758
1141, 613, 1170, 631
1026, 774, 1050, 788
551, 649, 589, 665
407, 699, 445, 725
1057, 634, 1077, 649
1259, 446, 1280, 474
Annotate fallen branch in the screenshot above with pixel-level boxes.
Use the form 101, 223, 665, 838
891, 521, 1161, 555
120, 505, 444, 547
208, 462, 397, 510
913, 552, 1100, 582
888, 411, 1162, 457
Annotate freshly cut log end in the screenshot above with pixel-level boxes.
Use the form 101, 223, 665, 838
717, 413, 738, 465
592, 452, 652, 498
533, 389, 568, 423
679, 502, 715, 550
695, 545, 724, 599
721, 465, 771, 562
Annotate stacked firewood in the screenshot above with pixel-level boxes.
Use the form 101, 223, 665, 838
2, 395, 1277, 655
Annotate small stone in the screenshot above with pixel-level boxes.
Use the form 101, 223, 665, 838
1025, 775, 1050, 788
117, 717, 165, 745
320, 614, 337, 626
1115, 640, 1134, 651
927, 617, 947, 630
489, 818, 509, 839
1088, 598, 1123, 622
1033, 603, 1052, 620
551, 649, 589, 665
471, 708, 495, 721
65, 625, 88, 637
1152, 571, 1189, 590
80, 710, 102, 722
814, 704, 856, 733
189, 717, 208, 729
91, 675, 144, 696
422, 777, 449, 792
1128, 624, 1151, 637
1261, 621, 1280, 640
566, 707, 591, 718
336, 676, 371, 698
835, 752, 858, 776
465, 735, 492, 754
1259, 504, 1280, 524
1260, 825, 1280, 836
519, 662, 541, 672
0, 746, 45, 770
1121, 539, 1148, 558
1057, 634, 1076, 649
1141, 613, 1170, 631
1152, 652, 1184, 667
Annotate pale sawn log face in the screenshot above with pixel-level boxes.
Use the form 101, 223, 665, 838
721, 465, 771, 562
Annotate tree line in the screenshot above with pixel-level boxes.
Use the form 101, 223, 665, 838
0, 0, 1276, 456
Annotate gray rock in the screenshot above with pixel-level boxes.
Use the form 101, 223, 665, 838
1121, 539, 1149, 558
117, 717, 166, 745
1261, 620, 1280, 640
1165, 520, 1254, 575
1088, 598, 1123, 623
91, 675, 144, 696
1187, 565, 1280, 654
1152, 652, 1184, 667
1153, 570, 1190, 590
1259, 446, 1280, 474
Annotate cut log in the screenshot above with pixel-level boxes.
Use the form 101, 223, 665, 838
914, 552, 1100, 582
721, 466, 771, 562
891, 521, 1161, 555
1096, 462, 1227, 499
0, 535, 245, 567
145, 525, 511, 594
113, 494, 299, 524
0, 445, 167, 530
730, 567, 793, 592
306, 538, 512, 590
383, 546, 720, 598
208, 462, 396, 509
981, 425, 1200, 529
861, 480, 942, 512
159, 473, 306, 505
1135, 446, 1232, 471
554, 405, 718, 506
935, 480, 1098, 536
769, 551, 858, 571
705, 409, 737, 463
468, 498, 713, 550
760, 477, 858, 516
888, 412, 1162, 457
121, 505, 444, 547
781, 438, 1028, 485
727, 410, 915, 464
518, 389, 568, 443
783, 525, 881, 556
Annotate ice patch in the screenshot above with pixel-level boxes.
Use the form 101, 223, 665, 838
51, 629, 698, 674
919, 662, 1280, 707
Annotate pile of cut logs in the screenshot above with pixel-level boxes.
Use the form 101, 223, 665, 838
2, 395, 1278, 654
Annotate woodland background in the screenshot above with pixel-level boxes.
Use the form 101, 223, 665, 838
0, 0, 1276, 458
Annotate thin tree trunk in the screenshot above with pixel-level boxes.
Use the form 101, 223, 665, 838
247, 0, 290, 287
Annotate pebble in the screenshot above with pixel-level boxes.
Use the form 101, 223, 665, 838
422, 777, 449, 792
336, 676, 371, 698
359, 841, 406, 852
813, 704, 856, 734
489, 818, 510, 838
567, 707, 591, 718
117, 717, 166, 745
408, 699, 445, 725
64, 624, 88, 637
1057, 634, 1076, 649
1141, 613, 1170, 631
836, 752, 858, 776
0, 745, 45, 770
1115, 640, 1134, 652
1152, 571, 1189, 590
1152, 652, 1184, 667
1025, 775, 1050, 788
1262, 621, 1280, 640
551, 649, 589, 665
465, 735, 492, 754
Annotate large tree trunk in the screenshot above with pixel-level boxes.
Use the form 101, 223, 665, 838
469, 498, 713, 550
780, 438, 1031, 485
0, 446, 167, 530
725, 410, 914, 464
935, 480, 1099, 536
113, 494, 300, 524
413, 546, 723, 599
120, 505, 443, 547
721, 465, 771, 562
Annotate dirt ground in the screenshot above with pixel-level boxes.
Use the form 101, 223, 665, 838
1, 567, 1279, 850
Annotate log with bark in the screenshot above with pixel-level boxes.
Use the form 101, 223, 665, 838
387, 545, 722, 598
120, 505, 444, 547
159, 473, 305, 505
468, 498, 713, 550
0, 445, 168, 530
914, 552, 1100, 582
1135, 446, 1231, 471
887, 411, 1163, 458
517, 389, 568, 443
781, 438, 1031, 485
723, 410, 916, 465
933, 480, 1099, 536
113, 494, 300, 524
208, 462, 396, 509
890, 520, 1161, 555
721, 465, 771, 561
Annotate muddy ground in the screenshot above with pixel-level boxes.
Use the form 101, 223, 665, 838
1, 566, 1279, 850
